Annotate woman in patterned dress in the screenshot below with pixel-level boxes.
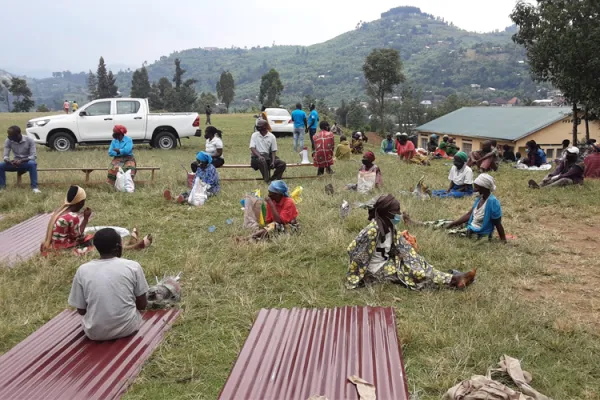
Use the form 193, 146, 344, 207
346, 194, 476, 290
312, 121, 335, 175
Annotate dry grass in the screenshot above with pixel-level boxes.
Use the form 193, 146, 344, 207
1, 112, 600, 399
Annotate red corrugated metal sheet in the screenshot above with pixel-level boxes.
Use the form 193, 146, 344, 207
0, 213, 51, 267
219, 306, 409, 400
0, 308, 180, 400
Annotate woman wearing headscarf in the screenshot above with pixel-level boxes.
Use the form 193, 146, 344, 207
313, 121, 335, 175
164, 151, 220, 203
346, 194, 477, 290
351, 132, 364, 154
529, 146, 583, 188
204, 126, 225, 168
42, 186, 152, 256
346, 151, 382, 192
335, 135, 352, 160
107, 125, 136, 186
404, 174, 506, 242
432, 152, 474, 198
251, 180, 299, 240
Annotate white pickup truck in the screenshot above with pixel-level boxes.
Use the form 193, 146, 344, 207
26, 98, 201, 151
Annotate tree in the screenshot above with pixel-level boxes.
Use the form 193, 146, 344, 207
96, 57, 111, 98
346, 99, 367, 130
87, 70, 98, 100
130, 66, 151, 98
36, 104, 50, 112
6, 77, 34, 112
107, 71, 119, 97
363, 48, 405, 134
196, 92, 218, 110
216, 71, 235, 112
170, 59, 197, 112
173, 58, 185, 89
259, 68, 284, 107
336, 99, 349, 126
511, 0, 600, 145
0, 79, 10, 111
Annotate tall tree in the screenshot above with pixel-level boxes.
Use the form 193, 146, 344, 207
6, 77, 34, 112
196, 92, 218, 111
346, 99, 367, 130
96, 57, 111, 98
259, 68, 284, 107
130, 66, 152, 98
170, 59, 197, 111
87, 70, 98, 101
148, 82, 163, 110
363, 48, 405, 134
173, 58, 185, 89
336, 99, 349, 126
107, 71, 119, 97
0, 79, 10, 111
216, 71, 235, 112
511, 0, 600, 145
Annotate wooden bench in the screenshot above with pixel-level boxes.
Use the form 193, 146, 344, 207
219, 163, 319, 182
16, 167, 160, 185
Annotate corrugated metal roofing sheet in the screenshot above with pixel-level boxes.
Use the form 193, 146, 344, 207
0, 308, 180, 400
219, 306, 408, 400
416, 106, 570, 141
0, 213, 51, 267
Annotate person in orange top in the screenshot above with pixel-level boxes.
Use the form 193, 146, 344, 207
252, 180, 299, 240
396, 133, 415, 160
313, 121, 335, 175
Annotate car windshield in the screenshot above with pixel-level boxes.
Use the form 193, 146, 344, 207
266, 109, 290, 117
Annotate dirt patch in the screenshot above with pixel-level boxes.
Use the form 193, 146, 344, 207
519, 219, 600, 330
366, 132, 383, 145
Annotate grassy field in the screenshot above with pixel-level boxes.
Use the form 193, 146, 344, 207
1, 112, 599, 399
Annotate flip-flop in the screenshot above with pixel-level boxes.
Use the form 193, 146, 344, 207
131, 228, 139, 241
163, 190, 173, 201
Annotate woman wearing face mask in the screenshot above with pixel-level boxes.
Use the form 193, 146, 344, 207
164, 151, 220, 203
204, 126, 224, 168
404, 174, 507, 242
346, 151, 382, 191
529, 146, 583, 188
107, 125, 136, 186
432, 152, 474, 198
251, 180, 299, 240
346, 194, 477, 290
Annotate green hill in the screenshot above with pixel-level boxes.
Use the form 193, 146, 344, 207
17, 6, 536, 111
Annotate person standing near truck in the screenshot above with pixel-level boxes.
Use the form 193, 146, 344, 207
72, 101, 79, 112
205, 105, 212, 125
308, 104, 319, 151
64, 100, 70, 114
291, 103, 308, 153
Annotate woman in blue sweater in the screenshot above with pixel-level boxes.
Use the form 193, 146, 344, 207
107, 125, 136, 185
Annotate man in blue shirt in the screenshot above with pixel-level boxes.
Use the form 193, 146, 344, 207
307, 104, 319, 150
290, 103, 307, 153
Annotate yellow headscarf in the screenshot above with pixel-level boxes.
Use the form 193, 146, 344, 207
42, 186, 87, 250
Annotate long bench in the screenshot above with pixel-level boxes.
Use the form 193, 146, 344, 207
16, 167, 160, 185
219, 163, 319, 182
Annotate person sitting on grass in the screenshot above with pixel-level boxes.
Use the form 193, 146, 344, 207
404, 174, 506, 242
427, 134, 439, 153
0, 125, 41, 193
331, 121, 343, 136
446, 138, 459, 157
42, 185, 152, 256
68, 228, 150, 341
432, 151, 473, 198
252, 180, 299, 240
346, 194, 477, 290
164, 151, 220, 203
468, 140, 498, 172
250, 120, 287, 183
502, 144, 517, 162
351, 132, 364, 154
335, 135, 352, 160
107, 125, 136, 186
346, 151, 382, 191
584, 144, 600, 179
556, 139, 570, 163
204, 126, 225, 168
313, 121, 335, 175
529, 146, 583, 189
522, 140, 547, 167
396, 133, 429, 165
380, 133, 396, 155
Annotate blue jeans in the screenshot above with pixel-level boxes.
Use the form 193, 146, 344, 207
293, 128, 305, 152
0, 160, 39, 188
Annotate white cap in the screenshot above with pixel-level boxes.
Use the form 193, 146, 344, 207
566, 146, 579, 155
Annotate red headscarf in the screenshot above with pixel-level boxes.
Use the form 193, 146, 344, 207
364, 151, 376, 163
113, 125, 127, 135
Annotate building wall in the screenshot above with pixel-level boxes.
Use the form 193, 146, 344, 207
417, 118, 600, 158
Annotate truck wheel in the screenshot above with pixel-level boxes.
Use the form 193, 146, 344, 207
49, 132, 75, 151
154, 131, 177, 150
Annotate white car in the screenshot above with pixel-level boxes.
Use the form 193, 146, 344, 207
26, 98, 201, 151
264, 108, 294, 137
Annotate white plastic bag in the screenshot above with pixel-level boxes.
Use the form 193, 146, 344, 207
188, 177, 209, 206
115, 167, 135, 193
357, 171, 377, 194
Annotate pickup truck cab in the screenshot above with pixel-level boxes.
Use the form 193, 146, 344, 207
26, 98, 201, 151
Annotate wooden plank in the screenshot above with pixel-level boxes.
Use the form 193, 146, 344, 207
221, 175, 320, 182
220, 163, 312, 169
36, 167, 160, 171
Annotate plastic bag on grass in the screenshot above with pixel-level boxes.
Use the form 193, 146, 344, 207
115, 167, 135, 193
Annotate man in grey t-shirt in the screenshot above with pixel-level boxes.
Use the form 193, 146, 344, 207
68, 228, 149, 341
250, 120, 287, 183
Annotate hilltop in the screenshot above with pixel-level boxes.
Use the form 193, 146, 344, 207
10, 6, 535, 110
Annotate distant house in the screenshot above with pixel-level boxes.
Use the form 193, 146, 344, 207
507, 97, 520, 107
470, 84, 481, 89
420, 100, 432, 107
415, 107, 600, 158
533, 99, 554, 106
487, 87, 497, 91
491, 98, 508, 106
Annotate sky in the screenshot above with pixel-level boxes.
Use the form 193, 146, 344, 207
1, 0, 524, 77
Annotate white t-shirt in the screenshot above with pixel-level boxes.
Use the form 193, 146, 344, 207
249, 131, 278, 154
368, 231, 393, 273
68, 257, 149, 341
206, 137, 223, 157
470, 199, 487, 231
448, 165, 474, 186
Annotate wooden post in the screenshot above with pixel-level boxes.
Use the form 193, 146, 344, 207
151, 169, 156, 182
83, 170, 92, 183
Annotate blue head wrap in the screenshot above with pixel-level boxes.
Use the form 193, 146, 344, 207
268, 180, 289, 197
196, 151, 213, 164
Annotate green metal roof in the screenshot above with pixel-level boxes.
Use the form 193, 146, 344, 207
416, 107, 571, 141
